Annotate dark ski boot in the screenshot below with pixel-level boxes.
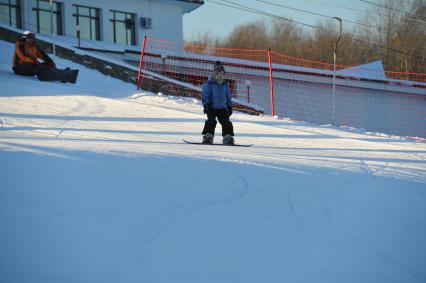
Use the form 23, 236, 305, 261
60, 68, 79, 84
222, 134, 235, 145
202, 133, 214, 144
66, 69, 79, 84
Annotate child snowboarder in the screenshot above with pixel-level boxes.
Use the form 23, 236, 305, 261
201, 61, 235, 145
12, 31, 78, 84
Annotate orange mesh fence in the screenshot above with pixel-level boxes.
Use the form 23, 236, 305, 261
137, 38, 426, 138
385, 71, 426, 83
270, 50, 426, 138
138, 38, 273, 114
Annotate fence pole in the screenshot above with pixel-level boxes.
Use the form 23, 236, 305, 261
332, 17, 342, 123
247, 86, 250, 103
49, 0, 56, 62
267, 48, 275, 116
245, 79, 251, 103
137, 36, 148, 90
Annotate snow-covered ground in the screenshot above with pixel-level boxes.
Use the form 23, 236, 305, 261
1, 39, 426, 283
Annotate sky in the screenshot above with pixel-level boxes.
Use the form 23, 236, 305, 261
183, 0, 371, 40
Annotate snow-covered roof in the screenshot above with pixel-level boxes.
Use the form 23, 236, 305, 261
171, 0, 204, 13
336, 60, 386, 81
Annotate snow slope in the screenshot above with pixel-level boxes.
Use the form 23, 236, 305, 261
1, 39, 426, 283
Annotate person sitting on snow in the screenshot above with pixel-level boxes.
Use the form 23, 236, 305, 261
201, 61, 235, 145
12, 31, 78, 84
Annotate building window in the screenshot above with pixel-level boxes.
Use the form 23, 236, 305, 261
32, 0, 62, 35
0, 0, 21, 28
110, 10, 136, 45
73, 5, 100, 41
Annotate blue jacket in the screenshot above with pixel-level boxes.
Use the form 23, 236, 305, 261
202, 76, 232, 110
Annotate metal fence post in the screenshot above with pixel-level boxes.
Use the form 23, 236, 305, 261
267, 48, 275, 116
137, 36, 148, 90
332, 17, 342, 123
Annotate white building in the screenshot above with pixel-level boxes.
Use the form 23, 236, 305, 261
0, 0, 204, 46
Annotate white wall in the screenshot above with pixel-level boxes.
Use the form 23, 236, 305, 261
20, 0, 185, 47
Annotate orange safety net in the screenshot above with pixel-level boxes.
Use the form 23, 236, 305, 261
137, 37, 426, 138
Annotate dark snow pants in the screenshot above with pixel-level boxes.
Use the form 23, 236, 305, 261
13, 63, 39, 76
202, 108, 234, 137
13, 63, 73, 83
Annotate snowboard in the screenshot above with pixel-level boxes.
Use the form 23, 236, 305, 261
37, 66, 79, 84
68, 69, 79, 84
183, 140, 253, 147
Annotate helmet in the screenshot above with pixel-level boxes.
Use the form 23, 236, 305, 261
214, 61, 225, 73
22, 31, 36, 39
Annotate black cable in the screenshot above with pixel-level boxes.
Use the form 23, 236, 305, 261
254, 0, 378, 30
206, 0, 425, 60
360, 0, 426, 20
301, 0, 425, 24
207, 0, 317, 29
300, 0, 389, 16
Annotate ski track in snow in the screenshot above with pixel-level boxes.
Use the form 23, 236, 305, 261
105, 170, 251, 280
139, 171, 250, 248
55, 100, 89, 140
287, 178, 425, 281
55, 98, 107, 140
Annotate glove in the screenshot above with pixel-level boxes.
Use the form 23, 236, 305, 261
203, 105, 209, 114
227, 106, 233, 116
48, 62, 56, 68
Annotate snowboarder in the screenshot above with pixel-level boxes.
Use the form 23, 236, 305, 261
12, 31, 78, 84
201, 61, 235, 145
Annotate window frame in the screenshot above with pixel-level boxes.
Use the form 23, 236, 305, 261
0, 0, 21, 28
72, 4, 101, 41
32, 0, 62, 35
110, 10, 136, 46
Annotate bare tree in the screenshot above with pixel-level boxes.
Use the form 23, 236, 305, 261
221, 19, 270, 50
269, 19, 306, 57
356, 0, 426, 73
185, 30, 221, 47
395, 0, 426, 73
